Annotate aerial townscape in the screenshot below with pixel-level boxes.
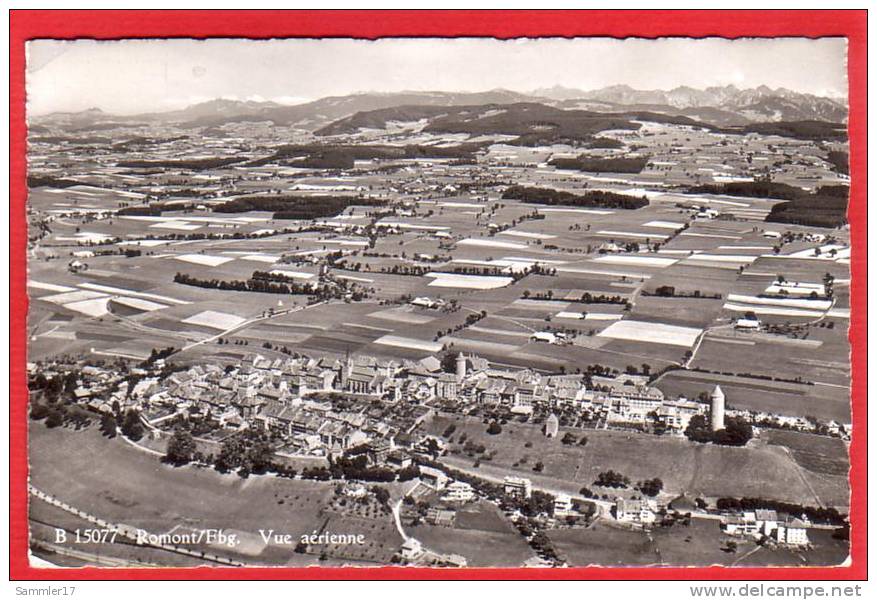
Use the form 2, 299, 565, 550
26, 79, 851, 568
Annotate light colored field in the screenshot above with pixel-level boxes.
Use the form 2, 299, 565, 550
512, 299, 570, 309
726, 294, 831, 311
118, 239, 173, 247
268, 269, 315, 280
425, 272, 514, 289
597, 230, 670, 240
63, 297, 110, 317
785, 245, 849, 261
764, 282, 826, 296
722, 303, 825, 318
182, 310, 248, 330
598, 319, 702, 347
149, 220, 202, 231
314, 239, 369, 247
372, 335, 443, 353
679, 232, 742, 240
377, 221, 451, 231
77, 282, 190, 305
55, 232, 116, 243
239, 254, 280, 264
28, 281, 76, 293
111, 297, 167, 312
368, 307, 435, 324
682, 254, 757, 264
593, 255, 677, 268
456, 238, 528, 250
451, 258, 540, 273
642, 220, 685, 229
173, 254, 235, 267
498, 230, 557, 240
41, 290, 108, 305
584, 313, 624, 321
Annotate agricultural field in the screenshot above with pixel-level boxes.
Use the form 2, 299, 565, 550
28, 421, 404, 566
425, 414, 849, 509
405, 500, 536, 567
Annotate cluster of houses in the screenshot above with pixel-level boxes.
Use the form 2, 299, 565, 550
613, 498, 811, 548
721, 509, 811, 547
81, 351, 716, 443
51, 345, 848, 463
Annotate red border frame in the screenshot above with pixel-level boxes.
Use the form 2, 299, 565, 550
9, 9, 867, 581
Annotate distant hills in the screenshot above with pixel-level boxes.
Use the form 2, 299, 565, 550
32, 90, 540, 132
315, 102, 714, 145
539, 84, 848, 125
30, 85, 848, 135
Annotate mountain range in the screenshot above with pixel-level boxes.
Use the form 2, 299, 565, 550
31, 85, 847, 133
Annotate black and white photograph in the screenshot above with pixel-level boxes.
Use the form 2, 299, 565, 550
23, 34, 853, 571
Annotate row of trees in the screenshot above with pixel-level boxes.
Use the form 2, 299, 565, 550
684, 415, 753, 447
502, 186, 649, 210
715, 496, 845, 525
548, 155, 648, 174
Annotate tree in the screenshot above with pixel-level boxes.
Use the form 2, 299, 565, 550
685, 415, 752, 447
120, 409, 144, 441
398, 465, 421, 482
99, 413, 117, 438
215, 436, 247, 473
371, 486, 391, 508
486, 421, 503, 435
246, 439, 274, 474
638, 478, 664, 497
165, 429, 196, 466
713, 417, 753, 447
29, 403, 49, 421
45, 407, 65, 429
595, 470, 630, 488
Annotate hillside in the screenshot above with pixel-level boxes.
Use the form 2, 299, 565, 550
317, 103, 711, 145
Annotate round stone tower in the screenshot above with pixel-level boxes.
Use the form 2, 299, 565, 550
710, 385, 726, 432
455, 352, 467, 383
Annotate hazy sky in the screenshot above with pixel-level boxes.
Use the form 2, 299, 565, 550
26, 37, 847, 115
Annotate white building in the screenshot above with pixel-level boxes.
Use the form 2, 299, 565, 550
774, 520, 810, 546
735, 317, 761, 330
615, 498, 657, 525
400, 538, 424, 561
503, 476, 532, 500
530, 331, 557, 344
553, 494, 574, 517
420, 466, 449, 491
443, 481, 475, 503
